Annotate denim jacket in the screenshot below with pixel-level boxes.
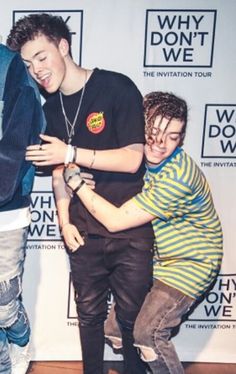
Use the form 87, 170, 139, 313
0, 44, 46, 211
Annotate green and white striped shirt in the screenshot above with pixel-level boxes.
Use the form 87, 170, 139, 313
133, 147, 223, 299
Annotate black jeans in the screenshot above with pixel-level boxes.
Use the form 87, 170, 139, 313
67, 234, 153, 374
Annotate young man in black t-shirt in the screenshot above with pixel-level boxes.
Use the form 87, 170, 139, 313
7, 13, 153, 374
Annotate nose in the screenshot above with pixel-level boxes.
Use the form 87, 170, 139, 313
147, 133, 166, 148
155, 131, 166, 145
31, 61, 42, 76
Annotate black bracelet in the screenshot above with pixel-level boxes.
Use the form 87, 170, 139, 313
73, 179, 85, 194
72, 146, 77, 163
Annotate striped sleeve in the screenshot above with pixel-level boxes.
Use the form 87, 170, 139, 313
132, 176, 192, 220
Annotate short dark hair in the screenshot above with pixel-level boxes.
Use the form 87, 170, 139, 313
7, 13, 72, 56
143, 91, 188, 142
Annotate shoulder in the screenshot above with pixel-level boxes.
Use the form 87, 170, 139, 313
173, 149, 205, 186
4, 51, 29, 87
94, 68, 141, 93
0, 44, 17, 63
159, 149, 191, 182
178, 149, 201, 173
173, 148, 195, 170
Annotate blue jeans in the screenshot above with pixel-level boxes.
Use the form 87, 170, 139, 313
0, 227, 30, 374
67, 234, 153, 374
134, 279, 194, 374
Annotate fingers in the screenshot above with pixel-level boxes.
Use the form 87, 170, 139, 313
68, 244, 80, 253
25, 151, 48, 164
25, 135, 67, 165
25, 149, 50, 164
25, 143, 48, 161
40, 134, 56, 142
68, 237, 84, 252
25, 145, 66, 165
26, 134, 57, 151
67, 236, 84, 252
26, 144, 43, 151
80, 172, 95, 189
62, 224, 85, 252
80, 172, 94, 180
84, 179, 95, 189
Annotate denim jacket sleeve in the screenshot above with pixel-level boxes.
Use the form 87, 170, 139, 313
0, 49, 45, 207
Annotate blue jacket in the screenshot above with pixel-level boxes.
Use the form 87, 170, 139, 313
0, 44, 46, 211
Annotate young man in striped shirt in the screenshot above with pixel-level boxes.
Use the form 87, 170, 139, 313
63, 91, 223, 374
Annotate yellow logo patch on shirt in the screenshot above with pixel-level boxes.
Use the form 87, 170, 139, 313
86, 112, 105, 134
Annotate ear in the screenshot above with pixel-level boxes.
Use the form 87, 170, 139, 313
58, 38, 69, 57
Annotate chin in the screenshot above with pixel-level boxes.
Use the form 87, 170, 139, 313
146, 157, 162, 166
44, 84, 54, 92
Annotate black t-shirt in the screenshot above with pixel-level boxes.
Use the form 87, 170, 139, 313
44, 68, 153, 238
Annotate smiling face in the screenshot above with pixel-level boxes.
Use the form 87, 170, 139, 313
144, 115, 184, 167
21, 34, 68, 93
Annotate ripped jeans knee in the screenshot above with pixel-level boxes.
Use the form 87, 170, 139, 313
134, 344, 157, 362
105, 307, 157, 362
133, 323, 158, 362
0, 276, 22, 328
0, 276, 30, 347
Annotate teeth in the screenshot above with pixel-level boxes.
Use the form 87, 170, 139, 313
39, 73, 50, 81
153, 148, 165, 154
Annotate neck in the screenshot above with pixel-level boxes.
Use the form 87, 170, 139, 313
60, 60, 90, 95
145, 158, 161, 169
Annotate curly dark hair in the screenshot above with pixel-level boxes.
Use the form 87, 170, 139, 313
143, 91, 188, 142
7, 13, 72, 56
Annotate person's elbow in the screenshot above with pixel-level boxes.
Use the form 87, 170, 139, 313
125, 144, 144, 173
130, 153, 143, 173
105, 221, 124, 233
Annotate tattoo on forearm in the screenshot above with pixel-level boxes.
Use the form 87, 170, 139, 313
91, 194, 96, 214
123, 201, 132, 216
124, 208, 130, 216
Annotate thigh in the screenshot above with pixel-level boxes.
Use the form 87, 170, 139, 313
109, 237, 153, 323
134, 280, 194, 345
0, 227, 28, 282
68, 235, 110, 323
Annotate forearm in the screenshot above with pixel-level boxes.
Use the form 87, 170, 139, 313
74, 182, 152, 232
63, 164, 154, 232
52, 166, 71, 228
26, 134, 144, 172
78, 184, 120, 231
74, 144, 144, 173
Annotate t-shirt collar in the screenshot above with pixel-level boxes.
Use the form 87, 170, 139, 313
146, 147, 182, 173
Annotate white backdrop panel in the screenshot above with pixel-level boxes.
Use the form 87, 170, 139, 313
1, 0, 235, 363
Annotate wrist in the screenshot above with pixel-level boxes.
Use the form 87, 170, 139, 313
72, 179, 85, 194
63, 164, 81, 187
89, 149, 96, 169
65, 145, 77, 165
68, 174, 82, 191
60, 222, 71, 232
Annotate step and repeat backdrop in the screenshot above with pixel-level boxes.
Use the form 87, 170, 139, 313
1, 0, 236, 363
